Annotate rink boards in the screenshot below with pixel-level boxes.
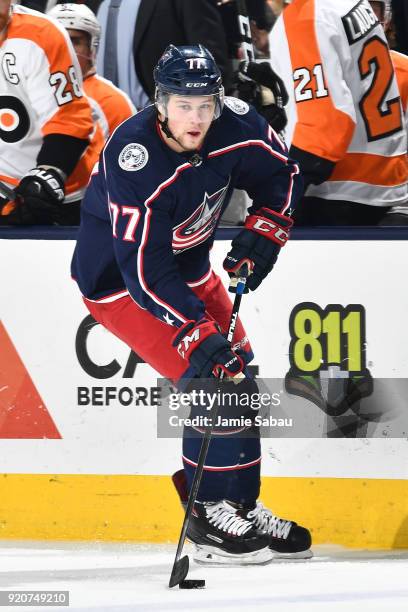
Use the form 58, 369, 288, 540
0, 230, 408, 548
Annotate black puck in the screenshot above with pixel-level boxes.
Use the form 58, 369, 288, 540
179, 579, 206, 589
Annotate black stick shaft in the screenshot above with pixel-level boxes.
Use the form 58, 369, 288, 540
237, 0, 255, 61
168, 269, 248, 586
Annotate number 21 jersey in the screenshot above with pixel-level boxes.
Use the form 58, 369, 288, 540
269, 0, 407, 206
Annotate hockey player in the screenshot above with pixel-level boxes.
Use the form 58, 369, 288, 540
71, 44, 312, 564
48, 3, 136, 143
268, 0, 408, 225
0, 1, 97, 225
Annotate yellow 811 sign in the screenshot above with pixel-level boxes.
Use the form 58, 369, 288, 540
289, 303, 367, 374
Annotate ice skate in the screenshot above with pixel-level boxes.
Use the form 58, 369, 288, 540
239, 501, 313, 559
187, 499, 273, 565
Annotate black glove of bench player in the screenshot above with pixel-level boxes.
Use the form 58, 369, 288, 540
172, 319, 245, 379
223, 207, 293, 292
236, 61, 288, 132
15, 167, 65, 224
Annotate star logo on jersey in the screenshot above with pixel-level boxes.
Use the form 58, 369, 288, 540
172, 181, 230, 254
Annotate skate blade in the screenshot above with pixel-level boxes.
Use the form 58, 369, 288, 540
269, 548, 313, 561
193, 545, 274, 566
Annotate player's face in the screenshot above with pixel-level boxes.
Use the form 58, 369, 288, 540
165, 95, 216, 151
0, 0, 12, 36
67, 28, 93, 75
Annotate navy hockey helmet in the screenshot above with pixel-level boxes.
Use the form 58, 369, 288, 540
154, 44, 224, 119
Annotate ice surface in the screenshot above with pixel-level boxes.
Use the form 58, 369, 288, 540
0, 541, 407, 611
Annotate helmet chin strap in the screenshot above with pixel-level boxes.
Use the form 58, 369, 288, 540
157, 114, 203, 166
157, 113, 190, 152
156, 100, 188, 148
157, 115, 176, 141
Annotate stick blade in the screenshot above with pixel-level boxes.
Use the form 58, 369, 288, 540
168, 555, 189, 588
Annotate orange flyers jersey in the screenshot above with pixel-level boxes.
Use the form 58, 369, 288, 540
0, 5, 97, 203
269, 0, 408, 206
83, 74, 136, 143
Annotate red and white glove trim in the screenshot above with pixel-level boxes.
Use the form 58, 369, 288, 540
223, 257, 254, 276
172, 319, 219, 361
172, 319, 245, 378
245, 207, 293, 246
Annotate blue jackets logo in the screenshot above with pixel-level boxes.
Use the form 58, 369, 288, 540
172, 182, 229, 253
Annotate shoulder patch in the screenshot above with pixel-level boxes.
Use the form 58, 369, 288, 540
118, 143, 148, 171
224, 97, 249, 115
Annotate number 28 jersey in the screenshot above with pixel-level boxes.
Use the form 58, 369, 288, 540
0, 5, 96, 202
269, 0, 407, 206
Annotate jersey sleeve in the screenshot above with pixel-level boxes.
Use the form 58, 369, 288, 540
269, 6, 356, 184
22, 17, 93, 141
102, 144, 206, 328
289, 16, 356, 162
235, 109, 303, 215
103, 91, 136, 136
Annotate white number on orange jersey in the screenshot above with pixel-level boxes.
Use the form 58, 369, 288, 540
49, 66, 83, 107
293, 64, 328, 102
49, 71, 73, 105
68, 66, 82, 98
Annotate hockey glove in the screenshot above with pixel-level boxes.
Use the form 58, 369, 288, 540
223, 207, 293, 292
15, 167, 65, 224
172, 319, 245, 379
236, 61, 288, 133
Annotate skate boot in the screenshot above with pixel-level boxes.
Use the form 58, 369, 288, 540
187, 499, 273, 565
239, 501, 313, 559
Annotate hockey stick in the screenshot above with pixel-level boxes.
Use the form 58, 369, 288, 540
168, 265, 249, 588
236, 0, 256, 62
236, 0, 286, 109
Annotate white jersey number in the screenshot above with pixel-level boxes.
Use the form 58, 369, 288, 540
109, 202, 141, 242
293, 64, 328, 102
49, 66, 82, 107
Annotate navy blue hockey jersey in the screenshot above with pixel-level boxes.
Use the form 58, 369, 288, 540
71, 97, 302, 328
